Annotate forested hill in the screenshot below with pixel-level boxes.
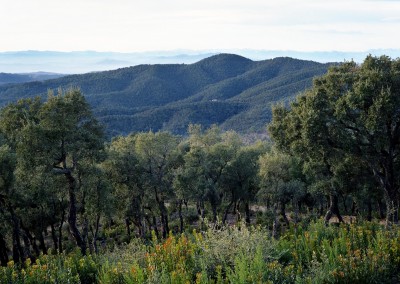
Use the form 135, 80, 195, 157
0, 72, 65, 85
0, 54, 332, 136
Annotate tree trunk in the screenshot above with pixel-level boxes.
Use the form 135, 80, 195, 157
125, 218, 131, 240
21, 225, 39, 257
160, 206, 169, 238
324, 193, 344, 225
222, 200, 234, 224
351, 200, 358, 216
0, 234, 9, 266
377, 199, 385, 220
66, 172, 86, 255
21, 231, 33, 260
196, 201, 201, 216
58, 208, 65, 253
293, 199, 299, 224
38, 231, 47, 255
272, 203, 279, 239
342, 195, 348, 214
91, 214, 101, 254
197, 200, 205, 220
211, 203, 218, 223
372, 164, 398, 225
50, 224, 59, 251
280, 202, 289, 226
384, 193, 399, 226
164, 213, 169, 237
152, 216, 159, 239
154, 188, 169, 238
178, 200, 184, 233
366, 200, 372, 221
10, 208, 24, 263
319, 202, 324, 217
141, 204, 146, 238
244, 201, 251, 224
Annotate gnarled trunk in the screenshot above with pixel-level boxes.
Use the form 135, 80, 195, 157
66, 172, 86, 255
324, 193, 343, 225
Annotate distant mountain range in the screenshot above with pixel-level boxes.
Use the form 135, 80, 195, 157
1, 49, 399, 74
0, 72, 65, 85
0, 54, 333, 136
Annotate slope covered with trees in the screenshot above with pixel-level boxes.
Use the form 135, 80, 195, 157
0, 72, 64, 85
0, 54, 331, 136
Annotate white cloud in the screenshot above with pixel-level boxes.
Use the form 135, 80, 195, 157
0, 0, 399, 52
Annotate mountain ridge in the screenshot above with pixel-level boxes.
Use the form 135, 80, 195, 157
0, 54, 333, 136
0, 72, 65, 85
1, 49, 398, 73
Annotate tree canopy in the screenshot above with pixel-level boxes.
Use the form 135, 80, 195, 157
269, 55, 400, 224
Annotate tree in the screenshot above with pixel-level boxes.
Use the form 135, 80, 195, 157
134, 131, 180, 238
269, 55, 400, 224
104, 134, 146, 238
38, 89, 105, 253
2, 89, 105, 255
0, 143, 15, 264
258, 150, 305, 236
220, 141, 267, 224
0, 98, 41, 262
180, 125, 238, 223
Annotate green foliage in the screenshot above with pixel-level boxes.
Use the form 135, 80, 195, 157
0, 252, 97, 284
269, 55, 400, 224
0, 55, 331, 136
258, 149, 305, 204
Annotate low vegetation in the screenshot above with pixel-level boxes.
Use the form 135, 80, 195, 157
1, 221, 400, 283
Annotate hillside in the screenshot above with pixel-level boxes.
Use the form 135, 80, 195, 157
0, 72, 65, 85
0, 54, 332, 136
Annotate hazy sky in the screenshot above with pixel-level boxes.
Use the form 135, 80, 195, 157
1, 0, 400, 52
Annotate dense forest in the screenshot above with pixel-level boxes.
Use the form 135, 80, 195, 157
1, 55, 400, 283
0, 54, 331, 136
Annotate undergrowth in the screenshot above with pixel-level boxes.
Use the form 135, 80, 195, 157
1, 221, 400, 283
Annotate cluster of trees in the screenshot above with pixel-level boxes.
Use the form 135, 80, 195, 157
0, 55, 399, 267
0, 90, 105, 264
0, 88, 269, 263
269, 55, 400, 224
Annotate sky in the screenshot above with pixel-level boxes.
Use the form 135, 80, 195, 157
1, 0, 400, 53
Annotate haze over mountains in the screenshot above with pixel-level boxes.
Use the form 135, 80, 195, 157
0, 54, 333, 136
1, 49, 399, 74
